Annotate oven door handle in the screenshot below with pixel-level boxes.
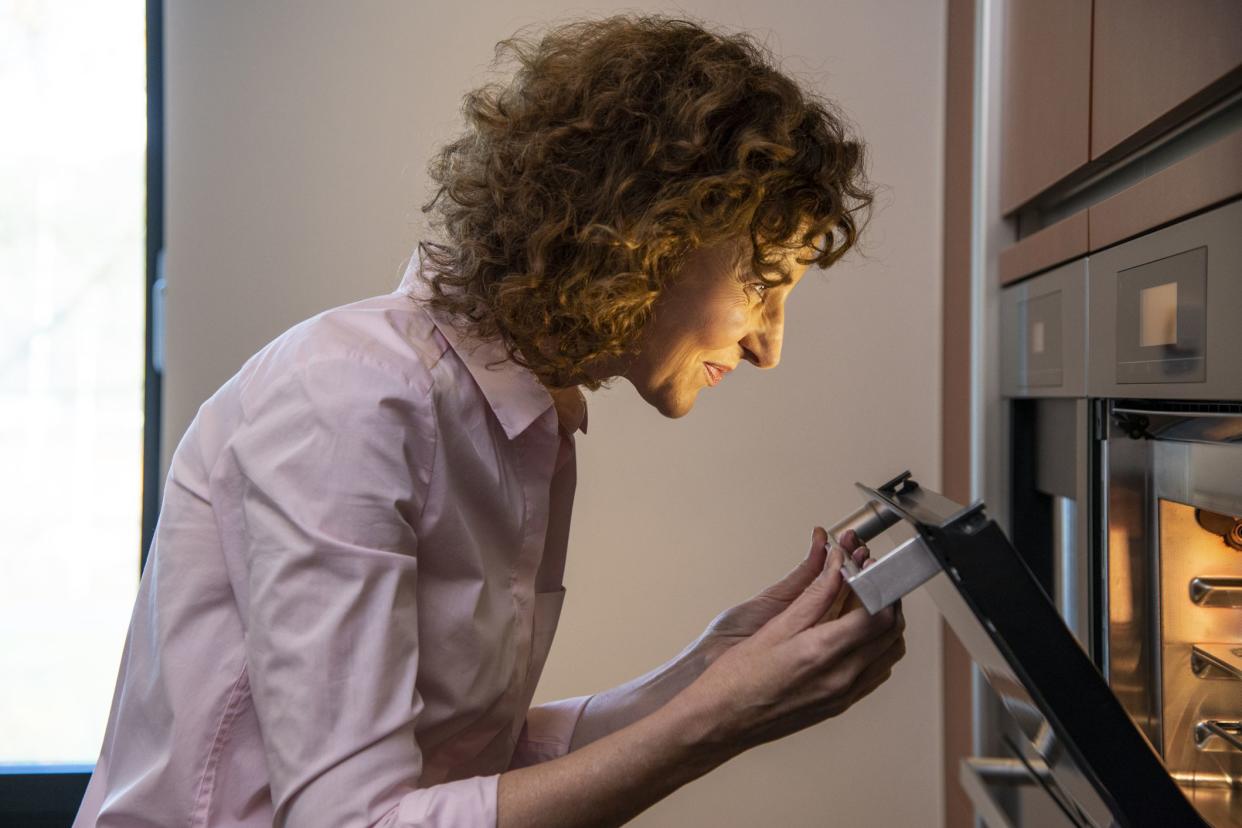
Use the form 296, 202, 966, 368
959, 758, 1026, 828
960, 756, 1095, 828
842, 535, 939, 614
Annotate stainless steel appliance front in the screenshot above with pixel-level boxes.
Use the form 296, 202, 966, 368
983, 198, 1242, 827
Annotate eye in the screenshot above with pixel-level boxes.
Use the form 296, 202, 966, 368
745, 281, 769, 300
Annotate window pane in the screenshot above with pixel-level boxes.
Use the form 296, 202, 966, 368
0, 0, 146, 765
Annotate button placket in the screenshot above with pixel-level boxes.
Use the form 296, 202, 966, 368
508, 411, 561, 696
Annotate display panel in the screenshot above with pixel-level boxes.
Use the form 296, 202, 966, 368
1115, 246, 1207, 384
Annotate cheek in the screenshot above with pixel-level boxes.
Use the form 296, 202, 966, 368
708, 306, 749, 343
653, 293, 750, 365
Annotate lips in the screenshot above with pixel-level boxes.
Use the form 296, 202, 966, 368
704, 362, 731, 386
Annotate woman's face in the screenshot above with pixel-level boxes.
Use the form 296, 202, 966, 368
618, 240, 815, 418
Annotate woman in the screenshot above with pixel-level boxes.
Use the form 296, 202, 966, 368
75, 13, 905, 828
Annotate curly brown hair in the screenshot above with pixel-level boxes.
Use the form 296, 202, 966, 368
415, 13, 873, 392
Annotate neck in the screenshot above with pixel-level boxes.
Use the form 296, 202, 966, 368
546, 384, 586, 434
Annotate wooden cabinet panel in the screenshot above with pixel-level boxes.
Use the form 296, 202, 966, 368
1088, 128, 1242, 250
1000, 0, 1092, 215
999, 211, 1088, 285
1092, 0, 1242, 160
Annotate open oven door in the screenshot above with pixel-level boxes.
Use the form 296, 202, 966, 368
843, 472, 1209, 828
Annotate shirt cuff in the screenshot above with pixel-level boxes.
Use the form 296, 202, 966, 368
507, 694, 594, 770
383, 773, 499, 828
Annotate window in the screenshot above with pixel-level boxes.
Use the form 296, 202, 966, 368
0, 2, 158, 807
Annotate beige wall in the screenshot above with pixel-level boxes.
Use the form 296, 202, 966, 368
163, 2, 946, 825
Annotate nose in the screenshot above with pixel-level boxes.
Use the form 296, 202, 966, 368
740, 312, 784, 370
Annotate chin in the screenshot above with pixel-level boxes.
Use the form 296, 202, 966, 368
628, 381, 691, 418
627, 371, 699, 418
650, 388, 697, 419
660, 401, 694, 419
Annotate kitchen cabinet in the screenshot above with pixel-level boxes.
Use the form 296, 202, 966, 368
999, 0, 1091, 215
998, 0, 1242, 283
998, 211, 1087, 285
1088, 127, 1242, 249
1092, 0, 1242, 160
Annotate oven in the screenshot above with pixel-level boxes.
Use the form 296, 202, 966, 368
835, 468, 1211, 828
1106, 404, 1242, 823
829, 197, 1240, 827
978, 197, 1242, 826
947, 401, 1242, 828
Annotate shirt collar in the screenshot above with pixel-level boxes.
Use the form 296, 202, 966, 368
395, 251, 588, 441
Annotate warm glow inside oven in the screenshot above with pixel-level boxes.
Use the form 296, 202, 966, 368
1159, 499, 1242, 826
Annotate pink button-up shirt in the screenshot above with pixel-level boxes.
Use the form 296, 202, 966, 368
74, 251, 593, 827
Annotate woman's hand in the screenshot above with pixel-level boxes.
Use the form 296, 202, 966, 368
693, 526, 872, 669
669, 536, 907, 759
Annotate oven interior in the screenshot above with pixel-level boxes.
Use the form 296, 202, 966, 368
1105, 406, 1241, 826
995, 401, 1242, 827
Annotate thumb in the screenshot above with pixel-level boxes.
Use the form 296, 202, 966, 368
763, 543, 847, 639
758, 526, 829, 603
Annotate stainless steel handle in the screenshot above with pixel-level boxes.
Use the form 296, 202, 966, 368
843, 535, 939, 614
1195, 720, 1242, 753
958, 758, 1034, 828
828, 500, 901, 550
1189, 576, 1242, 607
1190, 643, 1242, 680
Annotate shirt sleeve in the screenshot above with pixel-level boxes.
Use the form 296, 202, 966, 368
507, 695, 594, 770
225, 353, 497, 828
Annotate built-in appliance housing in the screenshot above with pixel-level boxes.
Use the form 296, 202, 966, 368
980, 197, 1242, 827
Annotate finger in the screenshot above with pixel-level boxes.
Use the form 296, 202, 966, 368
758, 526, 829, 603
817, 576, 853, 624
851, 545, 869, 568
880, 596, 906, 635
762, 544, 847, 639
809, 600, 899, 658
812, 635, 902, 716
839, 586, 865, 615
859, 631, 907, 688
848, 666, 890, 706
838, 528, 862, 554
849, 657, 895, 704
846, 635, 905, 702
820, 613, 906, 689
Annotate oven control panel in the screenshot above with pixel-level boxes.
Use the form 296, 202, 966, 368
1000, 258, 1087, 398
1088, 198, 1242, 399
1115, 245, 1208, 383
